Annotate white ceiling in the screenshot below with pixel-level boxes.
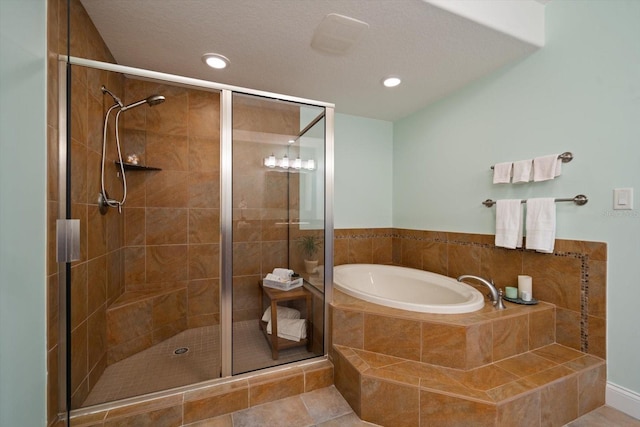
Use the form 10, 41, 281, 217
80, 0, 546, 121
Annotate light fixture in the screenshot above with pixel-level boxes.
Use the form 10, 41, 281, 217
202, 53, 229, 69
382, 76, 402, 88
264, 154, 276, 168
263, 154, 316, 171
279, 155, 289, 169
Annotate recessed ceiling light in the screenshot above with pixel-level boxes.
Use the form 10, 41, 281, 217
382, 76, 402, 88
202, 53, 229, 69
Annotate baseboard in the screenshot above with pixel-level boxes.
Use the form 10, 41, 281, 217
606, 382, 640, 420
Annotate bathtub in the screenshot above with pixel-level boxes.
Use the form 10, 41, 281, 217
333, 264, 485, 314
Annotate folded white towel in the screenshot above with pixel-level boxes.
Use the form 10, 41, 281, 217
272, 268, 294, 280
261, 306, 301, 323
264, 273, 287, 283
493, 162, 513, 184
533, 154, 562, 182
512, 160, 532, 183
525, 198, 556, 253
495, 199, 523, 249
267, 318, 307, 342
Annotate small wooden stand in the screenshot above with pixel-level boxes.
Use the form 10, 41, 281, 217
258, 282, 312, 360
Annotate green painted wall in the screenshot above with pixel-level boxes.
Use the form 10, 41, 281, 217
335, 113, 393, 228
393, 0, 640, 394
0, 0, 48, 425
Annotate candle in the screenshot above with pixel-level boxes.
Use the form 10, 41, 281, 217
505, 286, 518, 299
518, 275, 532, 300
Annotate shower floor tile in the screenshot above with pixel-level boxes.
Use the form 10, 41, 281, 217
82, 320, 318, 407
232, 319, 317, 375
83, 325, 221, 407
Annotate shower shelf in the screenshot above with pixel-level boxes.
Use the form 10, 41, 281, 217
114, 161, 161, 171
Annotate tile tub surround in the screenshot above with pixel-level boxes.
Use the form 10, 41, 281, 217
68, 359, 334, 426
331, 290, 605, 426
334, 228, 607, 360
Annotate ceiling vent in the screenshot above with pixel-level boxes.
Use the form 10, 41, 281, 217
311, 13, 369, 55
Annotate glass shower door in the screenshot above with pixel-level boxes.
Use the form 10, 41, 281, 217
231, 94, 325, 374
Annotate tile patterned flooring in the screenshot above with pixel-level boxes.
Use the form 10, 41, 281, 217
182, 391, 639, 427
566, 406, 640, 426
182, 385, 379, 427
83, 321, 318, 407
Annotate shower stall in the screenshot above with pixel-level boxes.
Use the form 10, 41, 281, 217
56, 54, 333, 416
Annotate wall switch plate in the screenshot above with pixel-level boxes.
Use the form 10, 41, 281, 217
614, 188, 633, 210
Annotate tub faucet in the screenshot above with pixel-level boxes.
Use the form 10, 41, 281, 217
457, 275, 506, 310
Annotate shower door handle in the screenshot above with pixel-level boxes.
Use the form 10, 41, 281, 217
56, 219, 80, 263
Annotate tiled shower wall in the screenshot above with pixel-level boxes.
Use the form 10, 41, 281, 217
334, 228, 607, 360
47, 0, 129, 414
110, 80, 222, 363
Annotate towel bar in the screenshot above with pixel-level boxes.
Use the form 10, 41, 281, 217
482, 194, 588, 207
490, 152, 573, 170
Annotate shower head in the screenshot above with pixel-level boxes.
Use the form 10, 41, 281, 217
120, 94, 166, 112
101, 86, 123, 107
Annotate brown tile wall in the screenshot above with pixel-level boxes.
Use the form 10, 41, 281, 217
119, 79, 221, 340
335, 228, 607, 360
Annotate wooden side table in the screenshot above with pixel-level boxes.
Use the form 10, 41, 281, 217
258, 282, 312, 360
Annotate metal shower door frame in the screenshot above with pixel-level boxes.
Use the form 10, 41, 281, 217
57, 54, 334, 405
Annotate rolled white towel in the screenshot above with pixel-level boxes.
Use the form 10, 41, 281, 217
272, 268, 294, 280
261, 306, 301, 323
266, 318, 307, 342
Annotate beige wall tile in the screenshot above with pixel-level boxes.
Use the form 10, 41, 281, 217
540, 376, 578, 426
421, 390, 496, 427
361, 377, 419, 427
578, 364, 606, 416
146, 208, 188, 245
248, 372, 304, 406
492, 315, 529, 361
497, 390, 540, 427
529, 307, 555, 350
331, 308, 363, 349
364, 314, 420, 361
146, 244, 188, 283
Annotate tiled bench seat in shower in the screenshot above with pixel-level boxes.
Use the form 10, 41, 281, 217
106, 284, 188, 364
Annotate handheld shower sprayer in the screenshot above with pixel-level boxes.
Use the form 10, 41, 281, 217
99, 87, 165, 214
101, 85, 123, 108
120, 94, 166, 112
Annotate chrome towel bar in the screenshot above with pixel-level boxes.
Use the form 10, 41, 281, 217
482, 194, 588, 207
490, 152, 573, 170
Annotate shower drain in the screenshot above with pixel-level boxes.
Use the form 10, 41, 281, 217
174, 347, 189, 355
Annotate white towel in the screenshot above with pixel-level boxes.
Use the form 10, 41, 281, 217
267, 318, 307, 342
512, 160, 532, 183
261, 306, 301, 323
495, 199, 523, 249
533, 155, 562, 182
272, 268, 294, 280
493, 162, 513, 184
525, 198, 556, 253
